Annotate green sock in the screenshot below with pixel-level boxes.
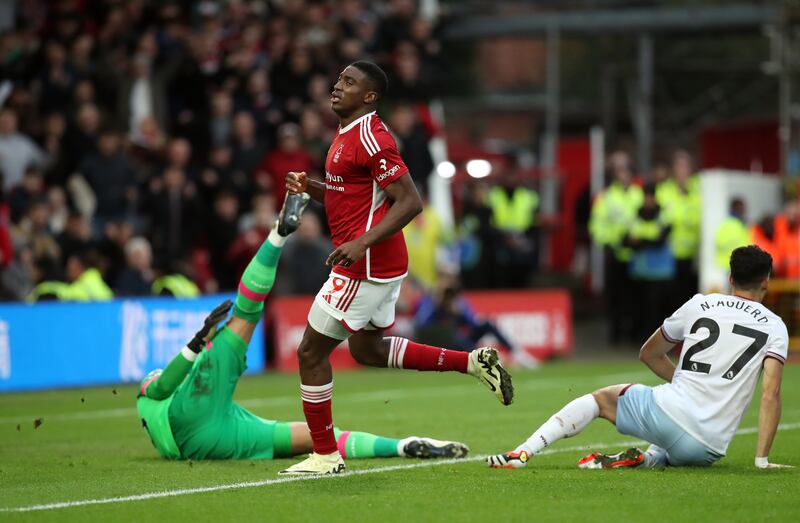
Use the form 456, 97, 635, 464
233, 237, 282, 323
333, 427, 401, 459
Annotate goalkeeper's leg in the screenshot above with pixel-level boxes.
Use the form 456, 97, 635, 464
228, 192, 310, 343
273, 422, 468, 460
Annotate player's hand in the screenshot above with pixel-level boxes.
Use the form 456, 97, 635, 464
187, 300, 233, 353
755, 457, 794, 469
326, 239, 368, 268
286, 171, 308, 194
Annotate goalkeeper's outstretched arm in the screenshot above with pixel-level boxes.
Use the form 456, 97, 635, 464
141, 300, 233, 400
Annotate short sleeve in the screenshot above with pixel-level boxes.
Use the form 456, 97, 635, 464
661, 293, 701, 343
364, 130, 409, 189
764, 321, 789, 364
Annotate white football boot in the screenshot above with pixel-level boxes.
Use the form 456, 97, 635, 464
467, 347, 514, 405
486, 450, 530, 469
279, 452, 346, 475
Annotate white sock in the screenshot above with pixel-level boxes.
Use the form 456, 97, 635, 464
642, 444, 667, 468
516, 394, 600, 455
268, 227, 288, 247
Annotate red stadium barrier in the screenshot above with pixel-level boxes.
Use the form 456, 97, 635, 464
270, 290, 572, 371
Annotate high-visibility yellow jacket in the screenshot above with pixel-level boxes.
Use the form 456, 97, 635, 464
589, 182, 644, 261
657, 177, 701, 260
715, 216, 750, 269
152, 274, 200, 298
488, 186, 539, 232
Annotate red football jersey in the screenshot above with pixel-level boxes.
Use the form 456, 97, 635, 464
324, 111, 409, 281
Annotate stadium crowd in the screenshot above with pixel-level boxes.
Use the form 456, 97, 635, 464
0, 0, 796, 347
0, 0, 445, 301
588, 149, 799, 345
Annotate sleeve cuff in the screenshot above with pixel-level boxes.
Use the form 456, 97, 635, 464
181, 346, 199, 362
660, 324, 681, 344
764, 352, 786, 365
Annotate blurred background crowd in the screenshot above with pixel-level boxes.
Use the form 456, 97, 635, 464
0, 0, 445, 302
0, 0, 798, 352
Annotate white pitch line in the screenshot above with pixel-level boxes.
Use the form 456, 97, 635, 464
2, 422, 798, 514
0, 370, 652, 424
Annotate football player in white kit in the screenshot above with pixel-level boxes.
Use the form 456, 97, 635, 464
488, 245, 791, 469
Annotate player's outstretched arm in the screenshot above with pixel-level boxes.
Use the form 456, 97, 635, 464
755, 358, 791, 468
638, 328, 677, 382
326, 173, 422, 267
142, 301, 232, 400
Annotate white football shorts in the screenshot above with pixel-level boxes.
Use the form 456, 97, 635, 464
307, 272, 403, 341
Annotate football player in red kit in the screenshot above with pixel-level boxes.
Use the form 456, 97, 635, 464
280, 61, 514, 475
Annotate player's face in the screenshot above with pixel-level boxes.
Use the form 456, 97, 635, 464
331, 66, 377, 117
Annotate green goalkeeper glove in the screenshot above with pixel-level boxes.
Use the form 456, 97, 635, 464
187, 300, 233, 353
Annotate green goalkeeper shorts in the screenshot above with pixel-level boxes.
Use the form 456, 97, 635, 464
167, 327, 293, 460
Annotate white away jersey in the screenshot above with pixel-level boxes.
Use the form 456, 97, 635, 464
653, 293, 788, 455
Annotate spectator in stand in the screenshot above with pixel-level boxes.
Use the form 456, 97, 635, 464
458, 181, 496, 290
230, 111, 266, 183
206, 189, 241, 291
589, 151, 643, 345
388, 104, 433, 191
11, 198, 61, 276
270, 45, 318, 116
76, 127, 138, 233
488, 164, 540, 288
378, 0, 416, 55
116, 33, 176, 140
144, 167, 200, 272
714, 198, 750, 270
656, 150, 701, 313
209, 89, 234, 147
404, 192, 450, 291
46, 186, 69, 235
277, 211, 332, 296
39, 112, 70, 186
97, 220, 135, 292
389, 42, 436, 102
8, 168, 45, 224
775, 201, 800, 279
412, 272, 537, 366
256, 122, 315, 205
300, 106, 332, 169
36, 40, 76, 115
623, 183, 673, 340
236, 67, 284, 144
115, 236, 155, 296
57, 212, 92, 265
750, 216, 782, 276
0, 107, 49, 192
228, 191, 275, 279
62, 103, 101, 178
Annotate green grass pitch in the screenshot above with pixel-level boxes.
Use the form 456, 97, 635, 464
1, 360, 798, 522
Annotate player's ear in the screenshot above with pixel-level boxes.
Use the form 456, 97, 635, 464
364, 91, 378, 105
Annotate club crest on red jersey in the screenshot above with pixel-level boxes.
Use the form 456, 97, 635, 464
333, 143, 344, 163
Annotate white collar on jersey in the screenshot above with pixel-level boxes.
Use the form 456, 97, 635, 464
339, 111, 377, 134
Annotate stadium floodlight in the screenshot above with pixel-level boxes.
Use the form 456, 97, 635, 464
466, 159, 492, 178
436, 161, 456, 178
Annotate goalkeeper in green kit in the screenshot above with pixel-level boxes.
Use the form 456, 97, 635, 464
137, 194, 469, 463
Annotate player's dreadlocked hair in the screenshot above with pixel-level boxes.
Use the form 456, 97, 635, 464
351, 61, 388, 102
730, 244, 773, 290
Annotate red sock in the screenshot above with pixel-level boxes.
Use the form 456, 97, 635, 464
386, 337, 469, 373
301, 383, 337, 455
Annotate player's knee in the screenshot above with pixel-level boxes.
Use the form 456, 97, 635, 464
297, 338, 324, 368
591, 388, 617, 421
